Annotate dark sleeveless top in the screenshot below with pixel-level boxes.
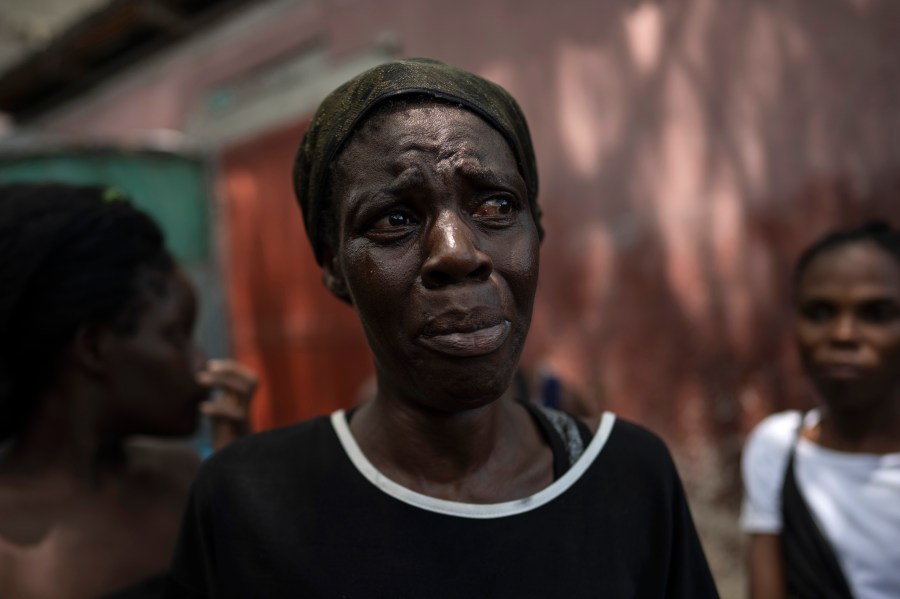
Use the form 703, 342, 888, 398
780, 419, 855, 599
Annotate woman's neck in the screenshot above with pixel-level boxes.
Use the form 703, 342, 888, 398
813, 394, 900, 454
0, 386, 125, 488
349, 385, 550, 502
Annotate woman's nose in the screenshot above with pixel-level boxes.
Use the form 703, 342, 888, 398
421, 210, 492, 288
828, 314, 860, 347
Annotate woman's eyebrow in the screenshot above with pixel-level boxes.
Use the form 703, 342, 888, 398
344, 190, 387, 222
384, 168, 426, 194
855, 295, 900, 305
344, 169, 425, 222
459, 164, 523, 190
345, 162, 523, 221
421, 143, 523, 189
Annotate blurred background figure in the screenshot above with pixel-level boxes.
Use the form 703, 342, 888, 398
505, 363, 593, 419
0, 183, 256, 599
741, 221, 900, 599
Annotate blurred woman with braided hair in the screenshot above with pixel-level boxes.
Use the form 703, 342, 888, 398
0, 183, 257, 599
742, 221, 900, 599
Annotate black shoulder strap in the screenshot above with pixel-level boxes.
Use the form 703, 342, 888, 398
780, 416, 855, 599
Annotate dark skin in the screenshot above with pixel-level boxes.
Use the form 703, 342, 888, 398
0, 269, 257, 599
325, 104, 584, 502
747, 241, 900, 599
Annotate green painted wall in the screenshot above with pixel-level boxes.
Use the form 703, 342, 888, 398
0, 151, 209, 263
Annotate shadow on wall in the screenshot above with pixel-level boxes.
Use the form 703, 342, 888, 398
499, 0, 900, 502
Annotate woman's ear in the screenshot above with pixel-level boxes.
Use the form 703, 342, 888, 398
70, 323, 113, 375
321, 247, 352, 305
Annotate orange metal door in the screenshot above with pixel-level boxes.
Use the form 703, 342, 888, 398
220, 121, 373, 431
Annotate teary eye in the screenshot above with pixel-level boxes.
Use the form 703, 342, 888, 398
474, 197, 517, 218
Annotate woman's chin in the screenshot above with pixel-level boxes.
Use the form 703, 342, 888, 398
410, 375, 516, 414
150, 412, 201, 438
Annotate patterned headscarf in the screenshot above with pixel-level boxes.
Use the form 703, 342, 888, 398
292, 57, 541, 265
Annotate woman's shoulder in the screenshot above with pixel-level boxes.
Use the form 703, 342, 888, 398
218, 413, 334, 454
118, 440, 203, 518
194, 414, 337, 484
590, 415, 680, 477
605, 416, 672, 456
126, 438, 202, 494
741, 410, 804, 481
745, 410, 803, 455
577, 416, 699, 511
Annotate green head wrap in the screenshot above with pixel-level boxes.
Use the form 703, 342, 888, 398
292, 57, 542, 265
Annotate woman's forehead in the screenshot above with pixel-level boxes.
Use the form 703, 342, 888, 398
800, 241, 900, 296
341, 104, 517, 170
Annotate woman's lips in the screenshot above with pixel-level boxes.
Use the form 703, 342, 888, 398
815, 363, 867, 380
418, 320, 511, 357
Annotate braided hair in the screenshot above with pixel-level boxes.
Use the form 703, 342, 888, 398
794, 220, 900, 285
0, 183, 174, 441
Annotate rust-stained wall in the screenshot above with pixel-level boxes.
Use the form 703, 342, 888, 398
29, 0, 900, 501
326, 0, 900, 484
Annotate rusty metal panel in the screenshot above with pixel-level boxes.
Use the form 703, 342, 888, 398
219, 120, 374, 431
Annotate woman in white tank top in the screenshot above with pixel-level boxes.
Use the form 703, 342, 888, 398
741, 221, 900, 599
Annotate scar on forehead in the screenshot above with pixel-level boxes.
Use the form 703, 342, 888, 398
440, 153, 521, 188
384, 163, 520, 197
384, 167, 426, 194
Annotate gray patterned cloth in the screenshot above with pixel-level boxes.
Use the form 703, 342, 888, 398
535, 404, 587, 467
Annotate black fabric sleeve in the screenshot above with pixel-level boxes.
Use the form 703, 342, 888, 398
165, 468, 218, 599
610, 421, 720, 598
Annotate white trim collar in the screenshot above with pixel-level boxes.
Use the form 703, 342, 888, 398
330, 409, 616, 519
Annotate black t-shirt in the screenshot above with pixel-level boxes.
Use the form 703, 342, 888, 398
166, 410, 718, 598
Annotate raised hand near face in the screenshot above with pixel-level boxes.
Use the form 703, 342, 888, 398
197, 359, 259, 451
